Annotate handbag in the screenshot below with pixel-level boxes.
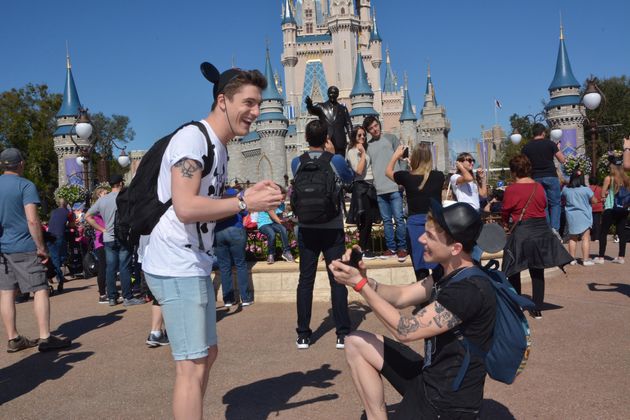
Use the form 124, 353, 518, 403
443, 177, 457, 207
508, 184, 537, 235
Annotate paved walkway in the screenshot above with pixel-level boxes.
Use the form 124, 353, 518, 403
1, 242, 629, 419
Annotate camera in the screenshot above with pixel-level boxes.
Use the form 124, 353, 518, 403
401, 147, 409, 159
342, 248, 363, 269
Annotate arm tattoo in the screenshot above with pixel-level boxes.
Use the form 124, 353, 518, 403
432, 302, 461, 329
174, 158, 202, 179
397, 307, 433, 336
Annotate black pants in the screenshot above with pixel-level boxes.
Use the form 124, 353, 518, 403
357, 213, 373, 252
509, 268, 545, 309
591, 212, 602, 241
599, 209, 629, 257
296, 228, 350, 338
96, 247, 106, 296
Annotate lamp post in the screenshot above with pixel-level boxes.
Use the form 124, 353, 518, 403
581, 78, 604, 179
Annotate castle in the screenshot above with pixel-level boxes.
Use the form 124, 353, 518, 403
51, 3, 585, 190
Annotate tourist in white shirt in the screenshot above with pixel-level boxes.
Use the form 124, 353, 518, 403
449, 152, 487, 211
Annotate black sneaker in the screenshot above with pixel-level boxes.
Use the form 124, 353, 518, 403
108, 298, 117, 306
38, 335, 71, 352
146, 331, 170, 347
362, 250, 378, 260
7, 335, 39, 353
336, 336, 345, 349
98, 295, 108, 304
296, 336, 310, 349
528, 309, 542, 320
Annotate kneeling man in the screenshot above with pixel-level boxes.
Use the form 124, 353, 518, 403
330, 201, 497, 419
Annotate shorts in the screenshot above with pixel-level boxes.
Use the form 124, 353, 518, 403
144, 272, 217, 361
0, 252, 48, 293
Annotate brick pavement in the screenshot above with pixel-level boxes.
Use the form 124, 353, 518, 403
0, 242, 628, 419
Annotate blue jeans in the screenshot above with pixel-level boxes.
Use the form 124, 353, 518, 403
377, 191, 407, 251
104, 240, 133, 300
214, 226, 252, 303
534, 176, 561, 230
259, 223, 290, 255
48, 235, 66, 283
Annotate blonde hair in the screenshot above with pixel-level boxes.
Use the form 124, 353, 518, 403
610, 164, 630, 192
409, 143, 433, 190
92, 187, 108, 202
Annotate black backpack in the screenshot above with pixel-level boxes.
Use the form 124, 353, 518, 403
290, 151, 341, 224
115, 121, 214, 247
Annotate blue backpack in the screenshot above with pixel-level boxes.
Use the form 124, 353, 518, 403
614, 186, 630, 210
450, 260, 535, 391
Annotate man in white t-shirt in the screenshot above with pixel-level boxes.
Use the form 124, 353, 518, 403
449, 152, 487, 211
142, 65, 283, 420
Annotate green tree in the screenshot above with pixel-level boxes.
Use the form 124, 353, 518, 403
89, 112, 135, 181
493, 114, 536, 169
584, 76, 630, 161
0, 84, 61, 213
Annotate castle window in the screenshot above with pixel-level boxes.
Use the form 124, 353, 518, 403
306, 23, 313, 33
341, 7, 345, 15
305, 9, 312, 19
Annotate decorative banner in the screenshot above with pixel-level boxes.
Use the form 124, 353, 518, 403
65, 157, 84, 186
559, 128, 577, 156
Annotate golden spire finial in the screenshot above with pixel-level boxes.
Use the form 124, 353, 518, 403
65, 41, 71, 69
386, 46, 390, 63
559, 11, 564, 40
427, 59, 431, 78
404, 71, 408, 89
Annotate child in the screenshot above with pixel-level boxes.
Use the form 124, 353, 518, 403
561, 171, 595, 265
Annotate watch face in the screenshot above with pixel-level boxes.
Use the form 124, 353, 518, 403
238, 200, 247, 210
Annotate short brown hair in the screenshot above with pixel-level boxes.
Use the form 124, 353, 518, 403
211, 69, 267, 110
509, 154, 532, 179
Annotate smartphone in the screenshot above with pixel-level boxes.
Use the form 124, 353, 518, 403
342, 248, 363, 269
402, 147, 409, 159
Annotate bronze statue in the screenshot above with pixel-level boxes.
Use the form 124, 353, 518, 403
305, 86, 353, 157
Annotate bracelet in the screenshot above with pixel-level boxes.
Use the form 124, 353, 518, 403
353, 277, 369, 292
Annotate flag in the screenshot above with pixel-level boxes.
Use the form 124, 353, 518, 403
495, 99, 502, 109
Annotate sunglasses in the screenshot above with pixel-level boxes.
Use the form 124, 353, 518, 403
458, 158, 475, 163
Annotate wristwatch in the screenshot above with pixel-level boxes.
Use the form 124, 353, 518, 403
237, 191, 248, 214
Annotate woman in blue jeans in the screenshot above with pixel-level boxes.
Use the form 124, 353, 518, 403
214, 189, 253, 306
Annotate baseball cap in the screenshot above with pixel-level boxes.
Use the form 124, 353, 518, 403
0, 148, 24, 166
109, 174, 124, 186
200, 62, 245, 100
608, 154, 623, 166
429, 199, 506, 253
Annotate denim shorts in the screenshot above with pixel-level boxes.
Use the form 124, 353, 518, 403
144, 272, 217, 361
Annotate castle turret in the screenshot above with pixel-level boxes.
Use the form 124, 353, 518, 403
281, 0, 299, 116
328, 0, 360, 98
418, 64, 450, 171
399, 75, 417, 146
357, 0, 372, 48
53, 53, 90, 186
545, 24, 584, 154
367, 9, 383, 114
350, 51, 378, 126
255, 47, 289, 186
381, 48, 403, 134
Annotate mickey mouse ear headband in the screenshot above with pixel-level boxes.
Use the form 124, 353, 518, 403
200, 62, 245, 100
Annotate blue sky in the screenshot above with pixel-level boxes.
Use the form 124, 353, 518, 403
2, 0, 628, 154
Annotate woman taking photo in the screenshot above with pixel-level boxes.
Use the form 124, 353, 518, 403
450, 152, 487, 211
502, 154, 572, 319
595, 155, 630, 264
346, 126, 380, 259
386, 143, 444, 280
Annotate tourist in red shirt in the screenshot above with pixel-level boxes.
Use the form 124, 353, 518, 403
501, 155, 572, 319
589, 178, 603, 242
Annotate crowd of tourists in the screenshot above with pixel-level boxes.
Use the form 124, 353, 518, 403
2, 61, 630, 419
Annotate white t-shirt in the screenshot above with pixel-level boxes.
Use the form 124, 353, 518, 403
143, 120, 227, 277
450, 174, 480, 210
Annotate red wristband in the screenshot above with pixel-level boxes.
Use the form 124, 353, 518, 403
353, 277, 368, 292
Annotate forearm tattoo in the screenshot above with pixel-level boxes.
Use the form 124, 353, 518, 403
174, 158, 202, 179
432, 302, 461, 329
397, 307, 432, 336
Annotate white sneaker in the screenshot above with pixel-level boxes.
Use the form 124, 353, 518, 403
611, 257, 625, 264
569, 260, 577, 266
613, 235, 620, 243
593, 257, 605, 264
582, 259, 595, 266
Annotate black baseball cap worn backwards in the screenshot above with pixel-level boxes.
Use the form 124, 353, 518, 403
429, 199, 506, 254
200, 62, 245, 100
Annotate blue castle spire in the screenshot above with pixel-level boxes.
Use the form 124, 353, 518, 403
370, 9, 382, 43
383, 49, 397, 93
400, 77, 416, 122
424, 63, 437, 107
56, 53, 82, 118
281, 0, 296, 25
350, 52, 373, 97
262, 47, 283, 101
548, 25, 580, 91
